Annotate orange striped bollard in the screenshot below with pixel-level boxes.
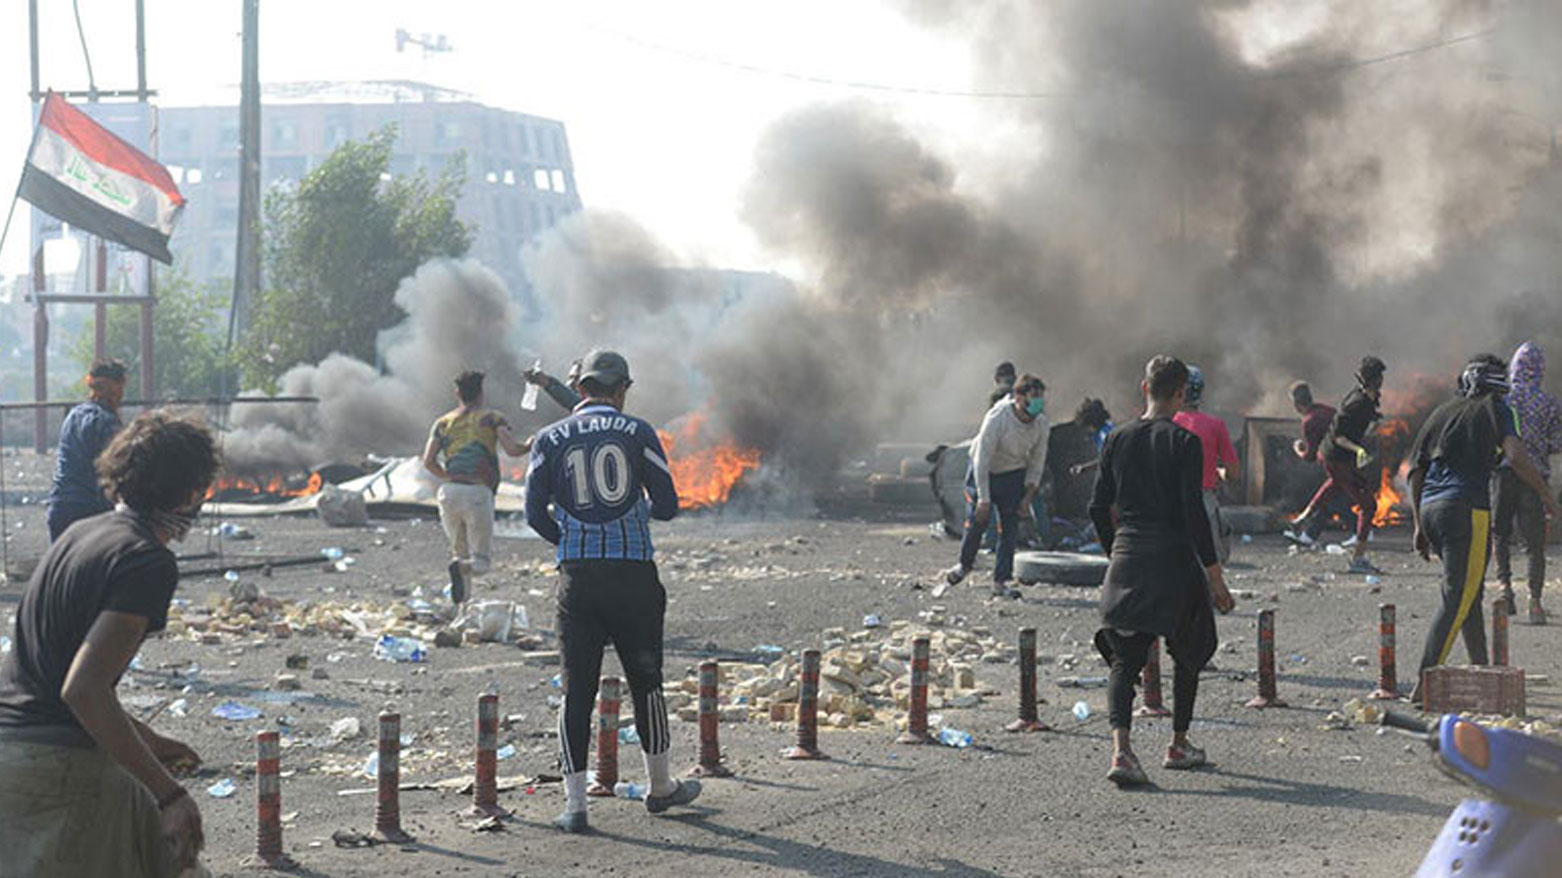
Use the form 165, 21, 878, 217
468, 694, 509, 817
242, 730, 296, 868
1492, 600, 1509, 667
586, 677, 622, 796
1006, 627, 1050, 732
783, 649, 827, 759
690, 660, 734, 777
1369, 604, 1400, 700
1134, 638, 1172, 717
897, 635, 934, 744
373, 712, 414, 843
1245, 610, 1287, 709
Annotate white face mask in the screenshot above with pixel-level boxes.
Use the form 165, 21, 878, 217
138, 504, 202, 542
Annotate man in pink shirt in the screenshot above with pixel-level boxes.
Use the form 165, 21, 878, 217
1173, 366, 1240, 563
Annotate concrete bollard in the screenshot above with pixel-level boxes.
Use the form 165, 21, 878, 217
783, 649, 828, 760
1492, 600, 1509, 667
1006, 627, 1050, 732
690, 660, 734, 777
1369, 604, 1400, 700
241, 730, 297, 868
586, 676, 622, 796
468, 694, 510, 818
1134, 637, 1172, 718
373, 712, 414, 844
897, 635, 935, 744
1245, 609, 1287, 709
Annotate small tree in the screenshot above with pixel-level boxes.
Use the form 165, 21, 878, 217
240, 125, 471, 389
70, 268, 234, 400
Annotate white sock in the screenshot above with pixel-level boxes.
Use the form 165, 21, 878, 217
564, 772, 588, 813
644, 750, 676, 797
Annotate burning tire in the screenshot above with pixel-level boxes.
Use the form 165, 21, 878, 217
1013, 551, 1108, 587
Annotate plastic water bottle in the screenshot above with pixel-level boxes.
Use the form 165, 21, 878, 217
618, 725, 640, 745
937, 727, 973, 748
372, 635, 427, 663
613, 781, 645, 800
321, 547, 346, 562
521, 359, 542, 411
1072, 700, 1091, 721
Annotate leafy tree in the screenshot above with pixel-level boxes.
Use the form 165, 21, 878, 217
240, 125, 471, 389
70, 268, 234, 399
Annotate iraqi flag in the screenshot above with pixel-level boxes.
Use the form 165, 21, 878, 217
18, 92, 185, 264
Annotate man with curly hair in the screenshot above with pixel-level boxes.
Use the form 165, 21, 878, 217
0, 410, 221, 876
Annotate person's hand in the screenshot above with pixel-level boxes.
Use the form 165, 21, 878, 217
1355, 446, 1370, 469
1414, 527, 1431, 561
973, 500, 992, 524
1206, 565, 1235, 614
522, 368, 546, 386
161, 792, 204, 870
150, 736, 202, 774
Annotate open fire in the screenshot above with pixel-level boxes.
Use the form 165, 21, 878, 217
658, 412, 762, 510
206, 471, 324, 502
1368, 419, 1412, 527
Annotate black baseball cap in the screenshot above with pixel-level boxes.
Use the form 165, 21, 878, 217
580, 350, 631, 388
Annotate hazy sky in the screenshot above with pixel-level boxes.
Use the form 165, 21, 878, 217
0, 0, 999, 277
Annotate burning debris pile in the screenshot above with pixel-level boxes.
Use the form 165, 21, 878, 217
667, 617, 1009, 730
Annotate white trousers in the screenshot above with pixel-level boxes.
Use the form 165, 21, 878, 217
437, 482, 494, 576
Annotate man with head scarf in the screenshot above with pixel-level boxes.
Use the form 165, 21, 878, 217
1492, 342, 1562, 624
46, 360, 129, 542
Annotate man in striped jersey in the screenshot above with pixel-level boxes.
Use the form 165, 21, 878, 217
524, 350, 698, 832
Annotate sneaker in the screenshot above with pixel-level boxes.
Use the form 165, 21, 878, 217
1163, 744, 1207, 770
552, 810, 589, 833
1283, 529, 1316, 548
1347, 557, 1384, 575
990, 583, 1020, 600
447, 560, 467, 605
1106, 753, 1149, 787
1498, 585, 1517, 617
645, 779, 702, 814
942, 564, 969, 586
1531, 599, 1548, 626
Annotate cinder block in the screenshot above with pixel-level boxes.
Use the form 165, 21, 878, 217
1421, 665, 1526, 717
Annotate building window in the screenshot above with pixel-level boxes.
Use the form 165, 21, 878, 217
486, 171, 498, 184
272, 121, 298, 149
532, 127, 546, 159
326, 122, 349, 148
551, 169, 566, 194
185, 167, 203, 185
533, 168, 550, 191
552, 129, 564, 161
503, 169, 516, 186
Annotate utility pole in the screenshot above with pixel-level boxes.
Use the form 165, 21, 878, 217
232, 0, 261, 351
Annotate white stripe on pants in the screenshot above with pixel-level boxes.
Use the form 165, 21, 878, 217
436, 481, 494, 575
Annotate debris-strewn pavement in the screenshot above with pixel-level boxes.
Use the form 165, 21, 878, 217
3, 459, 1559, 877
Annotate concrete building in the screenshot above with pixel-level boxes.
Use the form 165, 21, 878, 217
158, 80, 583, 300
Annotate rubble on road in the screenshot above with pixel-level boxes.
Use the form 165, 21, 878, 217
668, 617, 1011, 730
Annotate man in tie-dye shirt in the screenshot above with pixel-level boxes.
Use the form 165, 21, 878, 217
1492, 341, 1562, 624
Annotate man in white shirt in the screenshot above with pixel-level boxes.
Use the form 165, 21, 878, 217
943, 374, 1050, 598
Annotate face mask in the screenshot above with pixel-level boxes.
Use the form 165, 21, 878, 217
1025, 397, 1046, 418
140, 504, 202, 542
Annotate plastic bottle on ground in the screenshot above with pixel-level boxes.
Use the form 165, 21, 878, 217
937, 727, 973, 748
1072, 700, 1091, 721
613, 781, 645, 800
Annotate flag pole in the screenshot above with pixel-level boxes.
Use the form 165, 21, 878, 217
0, 92, 51, 283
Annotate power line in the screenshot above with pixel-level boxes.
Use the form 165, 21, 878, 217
593, 23, 1496, 99
70, 0, 97, 96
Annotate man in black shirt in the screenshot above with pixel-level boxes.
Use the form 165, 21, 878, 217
1089, 356, 1234, 787
1290, 356, 1387, 574
0, 411, 221, 876
1407, 355, 1560, 701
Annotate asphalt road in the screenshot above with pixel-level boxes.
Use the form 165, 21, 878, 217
2, 458, 1556, 878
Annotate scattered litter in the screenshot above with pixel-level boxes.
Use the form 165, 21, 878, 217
217, 522, 255, 540
223, 570, 240, 583
466, 815, 505, 833
330, 717, 361, 743
206, 779, 236, 798
936, 727, 973, 748
1325, 544, 1347, 556
167, 698, 188, 718
372, 635, 426, 663
1241, 534, 1254, 544
1339, 755, 1364, 763
320, 547, 346, 562
862, 614, 883, 629
613, 781, 645, 800
1057, 676, 1109, 688
331, 829, 378, 848
496, 744, 517, 760
0, 636, 9, 655
1071, 701, 1091, 721
753, 645, 784, 659
618, 726, 640, 746
361, 754, 379, 778
1351, 655, 1371, 667
1364, 575, 1382, 586
211, 701, 263, 721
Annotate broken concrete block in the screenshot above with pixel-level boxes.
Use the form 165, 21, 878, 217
316, 485, 370, 527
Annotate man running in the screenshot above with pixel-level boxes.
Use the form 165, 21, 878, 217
46, 359, 129, 541
0, 410, 220, 876
1288, 356, 1387, 573
1407, 355, 1560, 702
1283, 381, 1337, 547
1173, 366, 1240, 563
524, 350, 700, 832
422, 371, 526, 604
1091, 355, 1234, 786
943, 374, 1050, 598
1492, 342, 1562, 623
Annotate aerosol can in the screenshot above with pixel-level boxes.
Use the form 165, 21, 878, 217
1380, 711, 1562, 876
